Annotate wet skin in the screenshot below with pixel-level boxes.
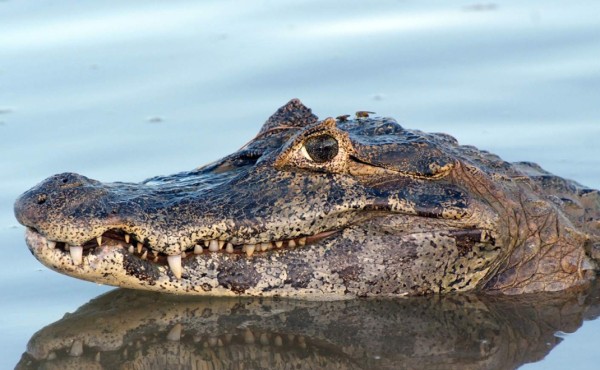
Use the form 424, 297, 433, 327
13, 99, 600, 297
16, 283, 600, 369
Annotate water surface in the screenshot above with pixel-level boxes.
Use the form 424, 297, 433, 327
1, 1, 599, 369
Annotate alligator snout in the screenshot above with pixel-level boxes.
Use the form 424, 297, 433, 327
14, 172, 109, 240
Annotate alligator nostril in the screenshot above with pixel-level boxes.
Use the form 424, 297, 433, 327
36, 194, 47, 205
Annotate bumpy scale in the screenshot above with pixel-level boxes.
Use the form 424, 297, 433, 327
14, 99, 600, 298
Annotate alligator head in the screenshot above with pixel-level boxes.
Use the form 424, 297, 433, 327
14, 99, 600, 297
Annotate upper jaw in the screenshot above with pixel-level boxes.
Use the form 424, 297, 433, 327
25, 222, 342, 280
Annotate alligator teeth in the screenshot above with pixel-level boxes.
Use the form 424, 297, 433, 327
194, 244, 203, 254
226, 243, 234, 253
260, 333, 269, 345
298, 237, 306, 246
141, 250, 148, 260
244, 329, 255, 344
137, 242, 143, 254
245, 244, 255, 257
70, 246, 83, 266
288, 239, 296, 247
275, 241, 283, 248
204, 240, 209, 247
128, 245, 134, 254
218, 240, 225, 250
69, 340, 83, 357
167, 324, 182, 341
209, 240, 219, 252
124, 234, 130, 244
260, 242, 270, 252
96, 236, 102, 246
47, 241, 56, 249
167, 255, 182, 279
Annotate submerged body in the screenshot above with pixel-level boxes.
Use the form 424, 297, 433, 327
14, 100, 600, 298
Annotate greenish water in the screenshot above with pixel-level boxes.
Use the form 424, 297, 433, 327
1, 1, 599, 369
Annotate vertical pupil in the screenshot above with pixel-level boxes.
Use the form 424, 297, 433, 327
305, 134, 339, 163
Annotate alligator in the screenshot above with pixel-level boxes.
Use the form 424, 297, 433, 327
13, 99, 600, 298
16, 283, 600, 370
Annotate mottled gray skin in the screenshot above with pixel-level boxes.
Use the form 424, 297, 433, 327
16, 284, 600, 370
14, 99, 600, 297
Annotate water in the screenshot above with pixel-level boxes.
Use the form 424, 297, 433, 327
1, 0, 599, 368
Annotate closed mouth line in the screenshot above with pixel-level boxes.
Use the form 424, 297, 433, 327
28, 227, 340, 279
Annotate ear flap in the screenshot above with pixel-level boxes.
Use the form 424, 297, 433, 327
258, 99, 319, 137
347, 118, 455, 178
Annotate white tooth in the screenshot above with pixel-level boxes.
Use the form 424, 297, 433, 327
204, 240, 209, 247
242, 245, 247, 252
209, 240, 219, 252
244, 329, 255, 344
141, 250, 148, 260
96, 237, 102, 246
47, 241, 56, 249
128, 245, 134, 254
167, 323, 182, 341
226, 243, 234, 253
124, 234, 130, 243
245, 244, 255, 257
260, 242, 270, 252
298, 336, 307, 348
260, 333, 269, 345
288, 240, 296, 247
274, 335, 283, 347
70, 246, 83, 265
194, 244, 203, 254
298, 237, 306, 246
95, 352, 101, 362
69, 340, 83, 357
218, 240, 225, 250
275, 241, 283, 248
181, 251, 187, 258
167, 255, 182, 279
137, 243, 143, 254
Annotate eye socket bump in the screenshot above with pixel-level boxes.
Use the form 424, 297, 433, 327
302, 134, 339, 163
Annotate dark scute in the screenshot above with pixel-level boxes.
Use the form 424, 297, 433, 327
305, 134, 339, 163
258, 98, 319, 136
343, 118, 454, 177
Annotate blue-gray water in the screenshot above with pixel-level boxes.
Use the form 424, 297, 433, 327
1, 1, 599, 369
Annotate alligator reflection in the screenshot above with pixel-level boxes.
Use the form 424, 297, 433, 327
16, 283, 600, 370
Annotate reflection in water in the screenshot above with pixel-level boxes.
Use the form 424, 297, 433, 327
16, 283, 600, 370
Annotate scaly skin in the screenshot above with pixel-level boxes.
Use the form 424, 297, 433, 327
16, 284, 600, 370
13, 99, 600, 297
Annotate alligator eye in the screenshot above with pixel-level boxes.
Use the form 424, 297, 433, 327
303, 134, 339, 163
